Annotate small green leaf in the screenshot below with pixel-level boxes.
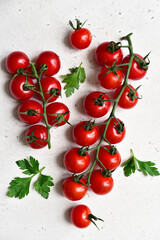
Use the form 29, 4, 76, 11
8, 177, 31, 199
35, 173, 54, 199
16, 156, 39, 175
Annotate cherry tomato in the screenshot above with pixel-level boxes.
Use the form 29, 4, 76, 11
90, 169, 114, 195
70, 28, 92, 50
46, 102, 70, 126
98, 145, 121, 171
36, 76, 61, 102
122, 54, 147, 80
83, 91, 111, 118
6, 51, 29, 75
100, 118, 126, 144
62, 176, 87, 201
63, 148, 90, 173
98, 66, 123, 90
70, 205, 91, 228
9, 75, 35, 101
36, 51, 60, 76
115, 85, 139, 109
25, 124, 48, 149
18, 100, 43, 124
72, 121, 99, 146
95, 42, 123, 67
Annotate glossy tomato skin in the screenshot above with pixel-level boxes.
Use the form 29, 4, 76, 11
83, 91, 111, 118
63, 148, 90, 173
115, 85, 139, 109
72, 121, 99, 146
95, 42, 123, 67
122, 54, 147, 80
70, 205, 91, 228
90, 169, 114, 195
62, 176, 87, 201
98, 66, 123, 90
25, 124, 48, 149
9, 75, 34, 101
6, 51, 29, 75
46, 102, 70, 126
70, 28, 92, 50
98, 145, 121, 171
100, 118, 126, 144
18, 100, 43, 124
36, 76, 61, 102
36, 51, 60, 76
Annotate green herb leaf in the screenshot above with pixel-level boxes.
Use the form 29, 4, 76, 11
61, 63, 86, 97
8, 177, 31, 199
35, 173, 54, 199
122, 149, 160, 177
16, 156, 39, 175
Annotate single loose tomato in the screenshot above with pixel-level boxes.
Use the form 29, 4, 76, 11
36, 76, 61, 102
72, 121, 99, 146
95, 41, 123, 67
9, 75, 35, 101
70, 205, 92, 228
25, 124, 48, 149
115, 85, 139, 109
98, 66, 123, 90
90, 169, 114, 195
6, 51, 30, 75
36, 51, 60, 76
100, 118, 126, 144
83, 91, 111, 118
62, 176, 87, 201
46, 102, 70, 126
63, 147, 90, 173
98, 145, 121, 171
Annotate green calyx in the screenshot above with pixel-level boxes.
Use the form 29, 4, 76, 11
77, 146, 89, 156
83, 120, 95, 131
127, 85, 141, 101
107, 41, 121, 53
93, 93, 110, 106
49, 111, 71, 127
72, 173, 87, 188
19, 109, 39, 116
101, 169, 112, 177
69, 18, 87, 30
114, 119, 124, 134
134, 52, 150, 71
88, 214, 104, 230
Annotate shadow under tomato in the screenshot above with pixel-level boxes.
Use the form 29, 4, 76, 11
64, 207, 72, 224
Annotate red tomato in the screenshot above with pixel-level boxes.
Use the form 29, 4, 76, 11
18, 100, 43, 124
25, 124, 48, 149
6, 51, 29, 75
115, 85, 139, 109
63, 148, 90, 173
72, 121, 99, 146
46, 102, 70, 126
9, 75, 35, 101
62, 176, 87, 201
83, 91, 111, 118
70, 28, 92, 50
36, 76, 61, 102
95, 42, 123, 67
98, 66, 123, 90
122, 54, 147, 80
90, 169, 114, 195
70, 205, 91, 228
98, 145, 121, 171
100, 118, 126, 144
36, 51, 60, 76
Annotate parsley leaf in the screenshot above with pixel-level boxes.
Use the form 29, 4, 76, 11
61, 63, 86, 97
16, 156, 39, 175
35, 173, 54, 199
8, 177, 31, 199
122, 149, 160, 177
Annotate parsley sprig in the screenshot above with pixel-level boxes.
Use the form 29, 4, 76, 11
122, 149, 160, 177
8, 156, 54, 199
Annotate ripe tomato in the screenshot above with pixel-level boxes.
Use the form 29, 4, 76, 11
63, 148, 90, 173
36, 76, 61, 102
95, 41, 123, 67
98, 66, 123, 90
90, 169, 114, 195
100, 118, 126, 144
98, 145, 121, 171
83, 91, 111, 118
25, 124, 48, 149
6, 51, 29, 75
115, 85, 139, 109
46, 102, 70, 126
70, 28, 92, 50
122, 54, 147, 80
18, 100, 43, 124
70, 205, 91, 228
72, 121, 99, 146
9, 75, 35, 101
36, 51, 60, 76
62, 176, 87, 201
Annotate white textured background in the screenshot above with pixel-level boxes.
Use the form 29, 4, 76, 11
0, 0, 160, 239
